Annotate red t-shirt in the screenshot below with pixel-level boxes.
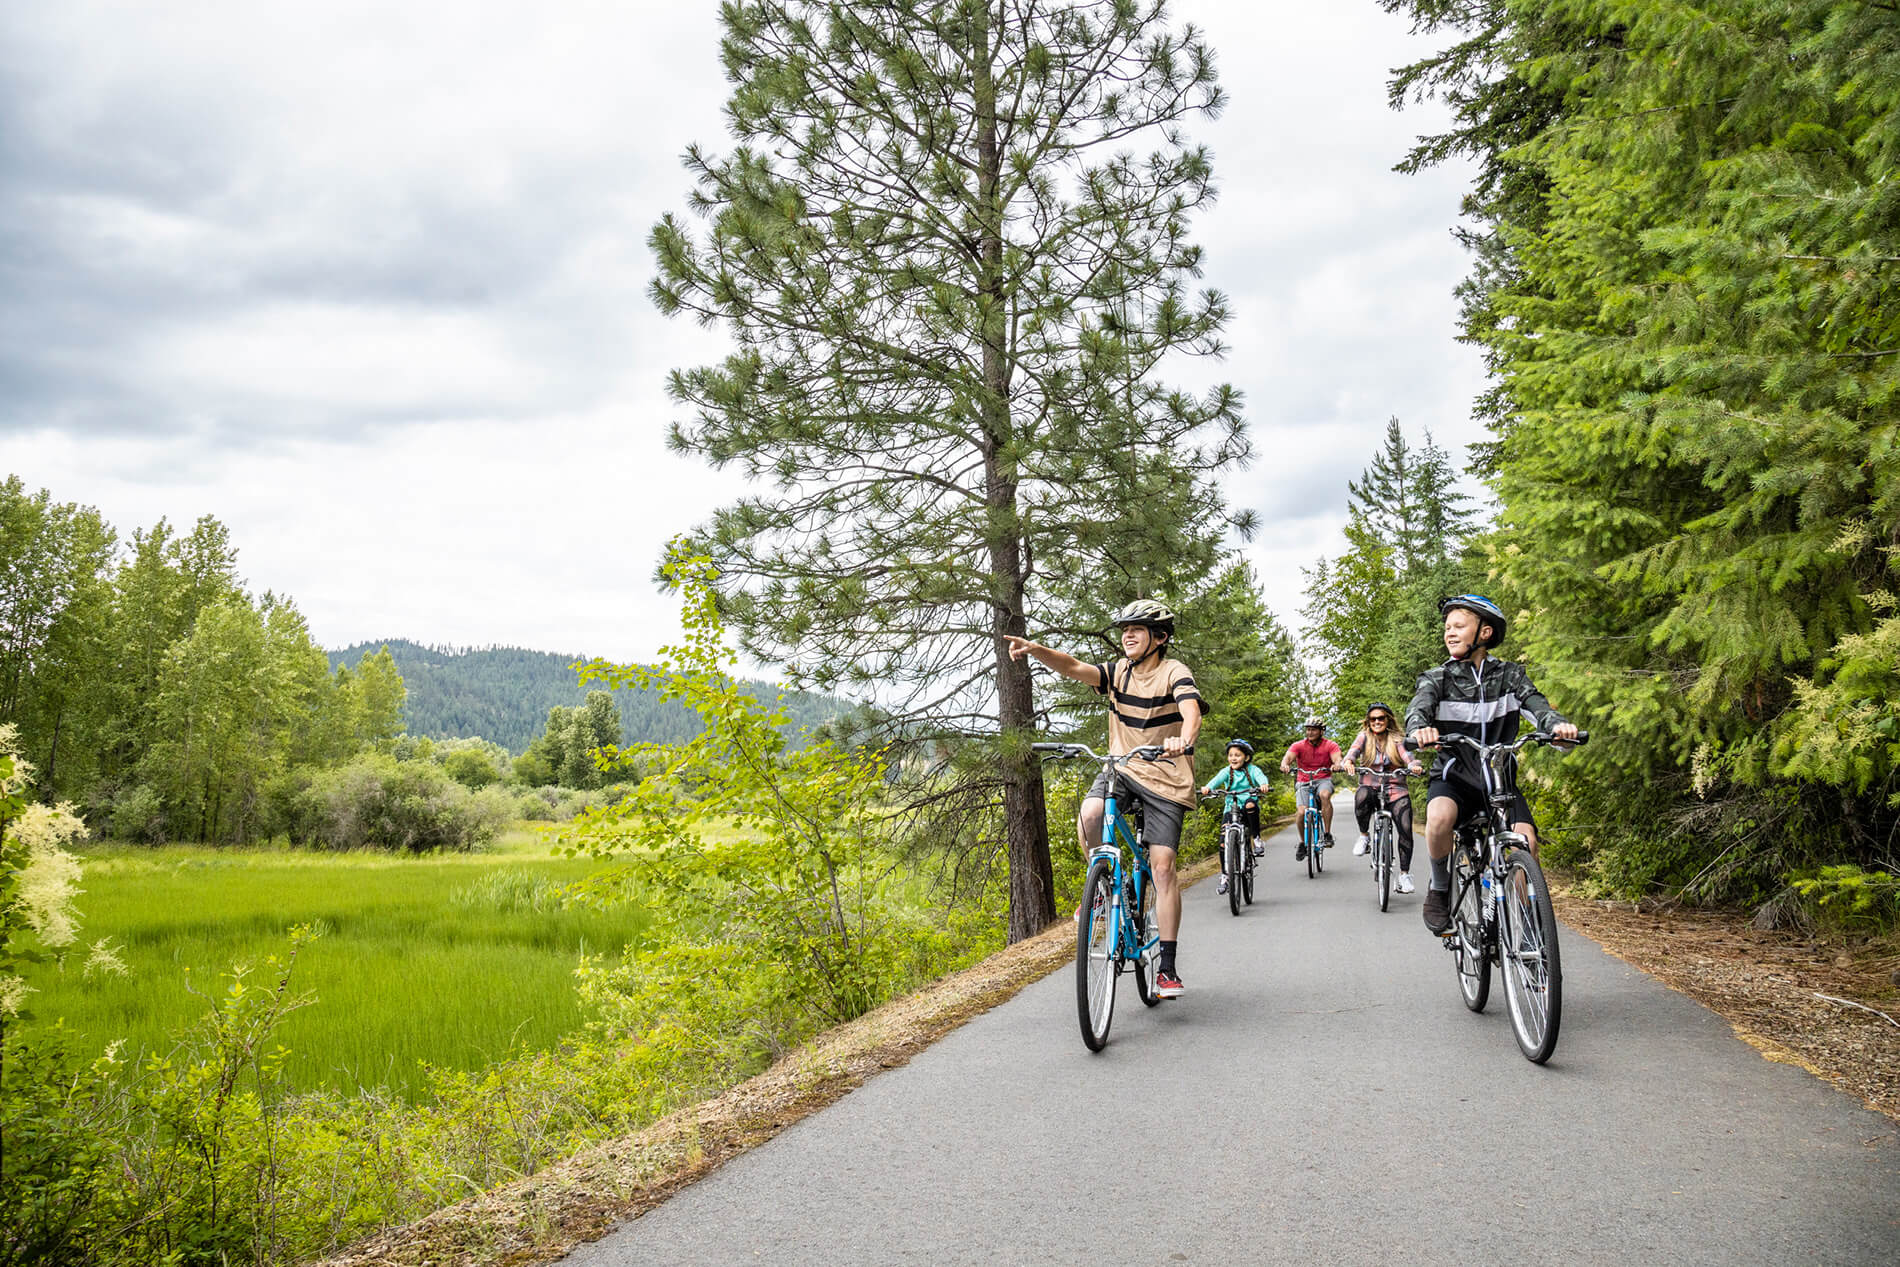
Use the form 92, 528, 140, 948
1284, 739, 1341, 782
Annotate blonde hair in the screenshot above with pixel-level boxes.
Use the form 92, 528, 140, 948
1354, 720, 1408, 768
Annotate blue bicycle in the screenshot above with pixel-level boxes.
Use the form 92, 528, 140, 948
1294, 767, 1334, 878
1036, 741, 1184, 1051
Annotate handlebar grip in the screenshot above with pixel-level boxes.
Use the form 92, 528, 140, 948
1030, 743, 1064, 751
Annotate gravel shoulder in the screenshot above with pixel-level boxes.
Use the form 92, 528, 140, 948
1553, 891, 1900, 1122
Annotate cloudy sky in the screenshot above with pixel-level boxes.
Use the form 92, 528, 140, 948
3, 0, 1484, 669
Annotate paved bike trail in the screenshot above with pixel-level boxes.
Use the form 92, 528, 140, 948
562, 800, 1900, 1266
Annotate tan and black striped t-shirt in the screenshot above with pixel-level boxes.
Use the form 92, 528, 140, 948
1092, 655, 1202, 806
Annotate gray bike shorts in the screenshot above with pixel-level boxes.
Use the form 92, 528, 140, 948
1084, 768, 1187, 852
1295, 778, 1335, 808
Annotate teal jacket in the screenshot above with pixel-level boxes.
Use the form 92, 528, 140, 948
1204, 763, 1269, 810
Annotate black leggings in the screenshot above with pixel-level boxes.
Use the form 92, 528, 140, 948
1354, 788, 1415, 871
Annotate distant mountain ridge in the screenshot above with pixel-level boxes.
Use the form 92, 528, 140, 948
327, 639, 838, 753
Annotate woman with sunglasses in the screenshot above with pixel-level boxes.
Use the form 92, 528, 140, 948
1341, 703, 1425, 894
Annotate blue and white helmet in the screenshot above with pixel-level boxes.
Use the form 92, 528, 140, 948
1438, 594, 1508, 649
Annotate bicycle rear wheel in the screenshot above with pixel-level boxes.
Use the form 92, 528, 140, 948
1225, 825, 1243, 917
1376, 819, 1393, 912
1076, 856, 1118, 1050
1500, 849, 1563, 1063
1451, 848, 1491, 1012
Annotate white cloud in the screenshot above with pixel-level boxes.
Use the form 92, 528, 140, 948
5, 0, 1493, 672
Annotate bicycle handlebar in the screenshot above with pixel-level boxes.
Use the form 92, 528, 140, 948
1411, 730, 1590, 756
1033, 741, 1196, 764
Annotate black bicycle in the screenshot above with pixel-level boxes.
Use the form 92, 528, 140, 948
1427, 731, 1587, 1064
1204, 791, 1258, 916
1358, 768, 1405, 912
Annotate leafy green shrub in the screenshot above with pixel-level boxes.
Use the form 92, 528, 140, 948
1791, 864, 1900, 937
0, 1024, 124, 1267
107, 783, 167, 845
265, 755, 511, 852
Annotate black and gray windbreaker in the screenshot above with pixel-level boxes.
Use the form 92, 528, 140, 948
1404, 656, 1567, 789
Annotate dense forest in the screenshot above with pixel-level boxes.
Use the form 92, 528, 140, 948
326, 639, 838, 753
1361, 0, 1900, 918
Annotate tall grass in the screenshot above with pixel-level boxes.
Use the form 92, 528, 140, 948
22, 830, 650, 1100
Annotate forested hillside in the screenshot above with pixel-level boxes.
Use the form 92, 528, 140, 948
326, 640, 838, 752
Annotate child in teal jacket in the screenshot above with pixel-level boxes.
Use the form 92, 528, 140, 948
1200, 739, 1270, 894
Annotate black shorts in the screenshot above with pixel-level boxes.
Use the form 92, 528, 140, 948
1426, 776, 1537, 834
1086, 768, 1187, 851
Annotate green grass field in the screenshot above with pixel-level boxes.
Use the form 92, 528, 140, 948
21, 829, 652, 1100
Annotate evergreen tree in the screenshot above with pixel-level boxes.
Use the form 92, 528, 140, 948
1385, 0, 1900, 892
1303, 418, 1480, 722
651, 0, 1247, 940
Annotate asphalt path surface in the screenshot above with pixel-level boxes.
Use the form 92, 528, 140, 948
564, 799, 1900, 1265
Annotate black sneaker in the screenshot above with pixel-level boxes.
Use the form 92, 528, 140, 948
1322, 832, 1335, 849
1422, 886, 1452, 935
1295, 842, 1308, 862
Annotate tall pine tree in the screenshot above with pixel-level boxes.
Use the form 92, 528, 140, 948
651, 1, 1249, 939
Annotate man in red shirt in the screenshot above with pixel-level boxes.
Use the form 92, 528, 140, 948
1280, 716, 1343, 860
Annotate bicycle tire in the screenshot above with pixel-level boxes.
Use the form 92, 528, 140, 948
1304, 809, 1317, 879
1451, 846, 1491, 1012
1225, 824, 1243, 917
1499, 849, 1563, 1063
1314, 820, 1325, 874
1376, 818, 1393, 912
1076, 856, 1118, 1050
1131, 871, 1161, 1008
1241, 847, 1256, 905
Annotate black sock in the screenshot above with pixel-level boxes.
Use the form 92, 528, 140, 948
1430, 855, 1452, 891
1160, 940, 1177, 973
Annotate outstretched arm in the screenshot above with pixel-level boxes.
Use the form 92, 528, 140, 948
1004, 636, 1105, 689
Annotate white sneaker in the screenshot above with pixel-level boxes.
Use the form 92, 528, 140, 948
1216, 874, 1229, 895
1396, 873, 1415, 894
1352, 834, 1370, 856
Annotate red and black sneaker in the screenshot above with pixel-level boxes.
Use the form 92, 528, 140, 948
1155, 969, 1185, 998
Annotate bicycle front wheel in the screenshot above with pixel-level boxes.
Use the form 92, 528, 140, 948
1225, 826, 1243, 917
1452, 849, 1491, 1012
1241, 849, 1256, 906
1076, 857, 1118, 1050
1376, 819, 1393, 912
1500, 849, 1563, 1063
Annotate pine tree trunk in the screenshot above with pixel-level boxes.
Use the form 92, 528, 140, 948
974, 6, 1054, 941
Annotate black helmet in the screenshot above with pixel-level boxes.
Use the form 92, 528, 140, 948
1225, 738, 1254, 756
1438, 594, 1507, 649
1110, 598, 1176, 637
1365, 702, 1395, 721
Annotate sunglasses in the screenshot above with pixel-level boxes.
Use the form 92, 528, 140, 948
1367, 714, 1392, 725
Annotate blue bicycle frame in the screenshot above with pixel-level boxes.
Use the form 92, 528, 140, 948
1295, 767, 1330, 877
1035, 741, 1178, 1050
